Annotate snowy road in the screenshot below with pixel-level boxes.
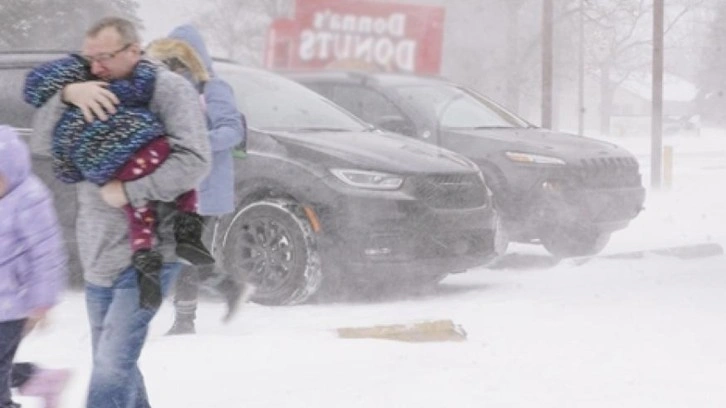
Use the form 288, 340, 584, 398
15, 132, 726, 408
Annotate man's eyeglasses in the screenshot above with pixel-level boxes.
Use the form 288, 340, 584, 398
82, 43, 132, 64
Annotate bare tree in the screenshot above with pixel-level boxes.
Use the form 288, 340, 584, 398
492, 0, 706, 133
574, 0, 705, 135
191, 0, 293, 65
696, 0, 726, 126
504, 0, 530, 112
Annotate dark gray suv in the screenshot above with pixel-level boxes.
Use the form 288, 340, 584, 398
287, 71, 646, 258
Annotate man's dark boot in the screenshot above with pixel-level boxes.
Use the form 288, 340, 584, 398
165, 313, 196, 335
133, 249, 163, 309
174, 212, 215, 266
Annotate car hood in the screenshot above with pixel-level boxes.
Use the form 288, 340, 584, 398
444, 127, 636, 162
266, 130, 477, 174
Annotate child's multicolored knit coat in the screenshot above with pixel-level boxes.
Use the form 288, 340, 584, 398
24, 55, 165, 185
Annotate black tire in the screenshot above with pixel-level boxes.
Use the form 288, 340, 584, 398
408, 273, 449, 289
541, 227, 610, 258
220, 198, 322, 305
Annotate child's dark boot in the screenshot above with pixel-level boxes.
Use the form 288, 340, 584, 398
133, 249, 163, 309
174, 212, 215, 266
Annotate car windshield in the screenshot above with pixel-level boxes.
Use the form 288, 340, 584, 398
391, 83, 530, 129
216, 63, 369, 132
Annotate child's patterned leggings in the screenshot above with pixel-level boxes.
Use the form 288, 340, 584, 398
114, 137, 197, 252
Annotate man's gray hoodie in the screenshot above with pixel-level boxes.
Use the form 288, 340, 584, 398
30, 63, 211, 287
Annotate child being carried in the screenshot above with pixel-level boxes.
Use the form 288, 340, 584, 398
24, 55, 214, 309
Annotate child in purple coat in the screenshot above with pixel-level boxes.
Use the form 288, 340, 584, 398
0, 126, 70, 408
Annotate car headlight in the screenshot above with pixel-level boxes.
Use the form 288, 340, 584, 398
330, 169, 404, 190
504, 151, 566, 165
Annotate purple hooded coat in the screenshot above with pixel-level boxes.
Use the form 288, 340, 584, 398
0, 126, 67, 322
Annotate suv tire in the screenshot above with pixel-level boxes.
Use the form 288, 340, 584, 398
220, 198, 322, 305
541, 226, 611, 258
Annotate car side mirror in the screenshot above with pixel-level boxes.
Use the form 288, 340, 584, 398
375, 115, 416, 137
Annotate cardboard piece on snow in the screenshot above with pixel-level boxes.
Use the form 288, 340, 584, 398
337, 319, 467, 343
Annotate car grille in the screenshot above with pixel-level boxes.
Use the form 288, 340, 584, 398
576, 157, 641, 188
409, 173, 489, 209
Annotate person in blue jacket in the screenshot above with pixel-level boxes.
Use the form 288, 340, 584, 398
146, 25, 253, 335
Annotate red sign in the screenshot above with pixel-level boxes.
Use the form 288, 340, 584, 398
265, 0, 445, 74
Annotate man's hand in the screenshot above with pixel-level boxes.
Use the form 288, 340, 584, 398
62, 81, 120, 122
100, 180, 129, 208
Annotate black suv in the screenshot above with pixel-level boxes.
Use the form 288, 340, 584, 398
286, 71, 646, 258
0, 52, 498, 305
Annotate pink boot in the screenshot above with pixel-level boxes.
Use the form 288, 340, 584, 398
18, 369, 71, 408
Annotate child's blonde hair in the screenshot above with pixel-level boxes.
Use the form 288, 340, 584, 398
145, 38, 210, 83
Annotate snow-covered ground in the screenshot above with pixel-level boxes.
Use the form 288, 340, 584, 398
15, 129, 726, 408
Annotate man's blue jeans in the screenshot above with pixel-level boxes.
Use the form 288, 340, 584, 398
85, 263, 180, 408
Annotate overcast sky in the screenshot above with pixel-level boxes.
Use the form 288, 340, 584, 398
137, 0, 195, 44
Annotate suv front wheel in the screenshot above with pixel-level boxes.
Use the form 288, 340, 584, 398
541, 226, 610, 258
220, 198, 323, 305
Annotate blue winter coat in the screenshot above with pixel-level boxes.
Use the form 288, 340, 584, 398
169, 25, 245, 216
0, 126, 67, 322
24, 57, 165, 185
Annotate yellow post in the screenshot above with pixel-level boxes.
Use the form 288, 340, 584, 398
663, 145, 673, 189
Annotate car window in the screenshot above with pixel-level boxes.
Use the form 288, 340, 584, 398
392, 84, 529, 129
0, 67, 35, 128
329, 85, 408, 126
216, 64, 369, 132
303, 82, 334, 98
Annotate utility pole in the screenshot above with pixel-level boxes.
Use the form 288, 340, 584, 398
542, 0, 554, 128
651, 0, 664, 188
578, 0, 585, 135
